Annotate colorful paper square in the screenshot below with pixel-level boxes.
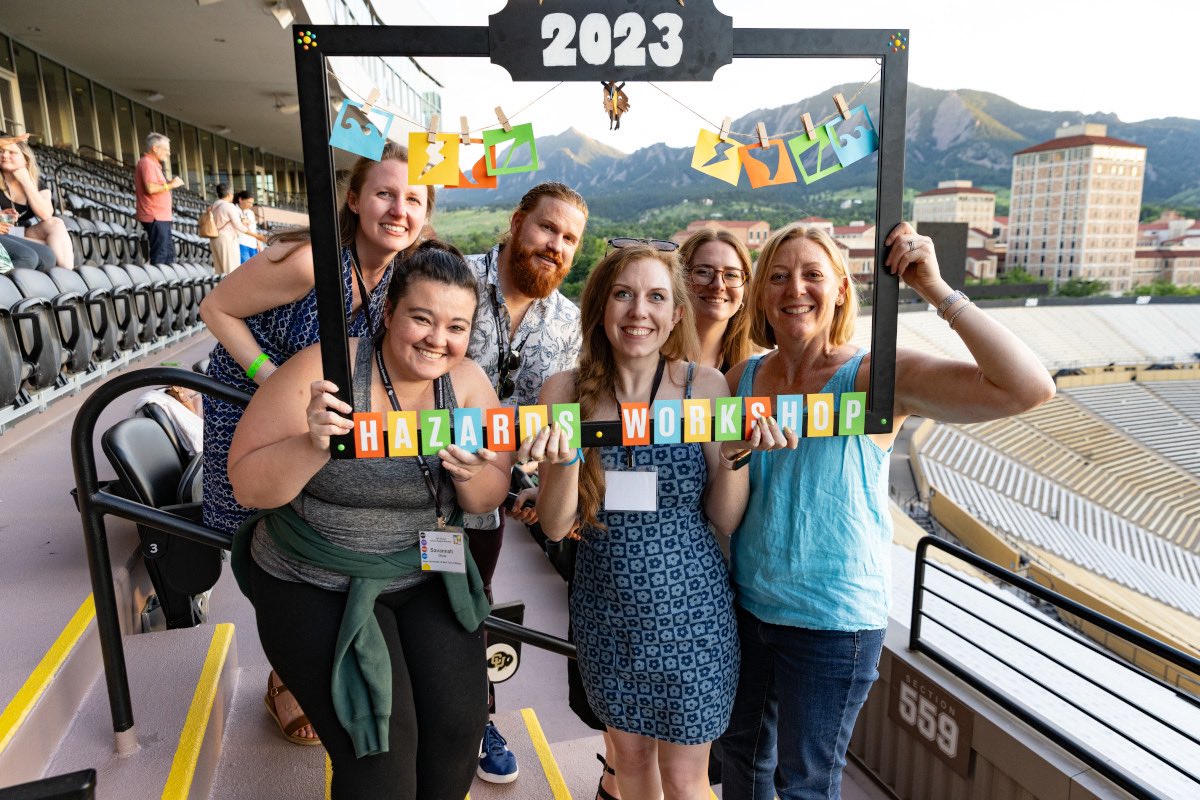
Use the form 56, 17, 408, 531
776, 394, 805, 435
652, 400, 682, 444
420, 409, 451, 454
691, 129, 741, 186
454, 144, 499, 190
683, 399, 712, 442
483, 123, 538, 176
552, 403, 582, 450
519, 404, 549, 440
353, 412, 386, 458
408, 132, 461, 186
806, 393, 834, 437
825, 105, 879, 168
787, 128, 844, 185
743, 396, 773, 438
387, 410, 418, 457
485, 407, 516, 451
714, 397, 742, 442
329, 100, 394, 161
453, 407, 484, 453
620, 403, 651, 446
738, 140, 797, 188
838, 392, 867, 436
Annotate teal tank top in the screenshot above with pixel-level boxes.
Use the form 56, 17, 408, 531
732, 350, 892, 631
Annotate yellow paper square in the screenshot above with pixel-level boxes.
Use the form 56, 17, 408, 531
806, 393, 834, 437
387, 410, 419, 456
683, 399, 712, 442
408, 132, 461, 186
691, 129, 741, 186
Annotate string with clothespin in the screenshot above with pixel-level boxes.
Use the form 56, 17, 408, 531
328, 66, 565, 136
646, 64, 881, 144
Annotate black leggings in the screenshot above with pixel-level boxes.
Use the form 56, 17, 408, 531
251, 562, 488, 800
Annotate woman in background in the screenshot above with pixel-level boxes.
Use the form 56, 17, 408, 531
678, 228, 756, 373
0, 135, 73, 269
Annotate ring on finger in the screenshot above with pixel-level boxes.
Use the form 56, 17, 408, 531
908, 239, 916, 251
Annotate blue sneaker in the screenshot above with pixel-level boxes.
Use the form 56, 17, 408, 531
477, 721, 519, 783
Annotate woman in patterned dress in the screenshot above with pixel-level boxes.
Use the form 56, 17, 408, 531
198, 142, 433, 744
532, 244, 757, 800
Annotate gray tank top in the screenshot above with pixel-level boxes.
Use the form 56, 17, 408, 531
251, 336, 459, 592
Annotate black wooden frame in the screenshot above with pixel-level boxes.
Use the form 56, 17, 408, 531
292, 13, 908, 454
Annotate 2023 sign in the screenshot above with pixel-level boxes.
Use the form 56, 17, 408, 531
489, 0, 733, 82
542, 12, 683, 68
887, 658, 974, 777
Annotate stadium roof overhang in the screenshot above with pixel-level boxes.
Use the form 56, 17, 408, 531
3, 0, 312, 160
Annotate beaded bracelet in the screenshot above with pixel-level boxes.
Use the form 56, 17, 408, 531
246, 352, 271, 381
947, 301, 974, 330
935, 290, 969, 319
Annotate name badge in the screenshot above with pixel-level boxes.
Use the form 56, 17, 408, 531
418, 528, 467, 573
604, 469, 658, 512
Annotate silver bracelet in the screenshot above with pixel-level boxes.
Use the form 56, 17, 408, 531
947, 302, 974, 330
936, 290, 968, 319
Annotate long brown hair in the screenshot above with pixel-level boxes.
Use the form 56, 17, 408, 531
0, 138, 40, 196
267, 141, 434, 256
748, 224, 859, 348
678, 227, 755, 371
575, 244, 697, 531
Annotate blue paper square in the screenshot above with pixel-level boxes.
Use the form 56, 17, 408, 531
329, 99, 395, 161
825, 104, 879, 168
652, 400, 682, 444
453, 407, 484, 454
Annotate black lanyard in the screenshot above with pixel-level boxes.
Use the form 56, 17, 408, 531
349, 244, 387, 340
617, 357, 666, 469
373, 342, 451, 528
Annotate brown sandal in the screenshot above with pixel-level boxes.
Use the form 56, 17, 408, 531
264, 674, 322, 746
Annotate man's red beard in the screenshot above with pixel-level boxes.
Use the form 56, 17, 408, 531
508, 239, 570, 299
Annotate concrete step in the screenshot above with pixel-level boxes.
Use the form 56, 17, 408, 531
38, 622, 236, 800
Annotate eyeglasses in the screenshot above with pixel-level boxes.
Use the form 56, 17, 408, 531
496, 346, 521, 401
606, 237, 679, 253
687, 266, 748, 288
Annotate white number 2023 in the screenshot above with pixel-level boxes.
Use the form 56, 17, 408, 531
542, 12, 683, 69
898, 682, 959, 759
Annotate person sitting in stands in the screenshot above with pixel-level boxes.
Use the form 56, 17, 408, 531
227, 241, 510, 799
199, 141, 433, 746
0, 134, 73, 269
532, 242, 751, 800
718, 223, 1055, 800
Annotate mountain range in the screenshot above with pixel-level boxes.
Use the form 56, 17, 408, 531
439, 82, 1200, 219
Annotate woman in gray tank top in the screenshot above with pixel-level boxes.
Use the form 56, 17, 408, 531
228, 241, 512, 799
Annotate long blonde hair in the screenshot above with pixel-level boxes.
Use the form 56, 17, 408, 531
575, 244, 697, 531
0, 138, 40, 197
748, 224, 859, 348
678, 227, 755, 372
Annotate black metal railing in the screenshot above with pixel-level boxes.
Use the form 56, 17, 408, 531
71, 368, 574, 749
911, 536, 1200, 800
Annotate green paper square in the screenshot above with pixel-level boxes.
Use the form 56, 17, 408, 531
838, 392, 867, 435
483, 123, 539, 176
551, 403, 582, 449
714, 397, 743, 441
420, 409, 452, 454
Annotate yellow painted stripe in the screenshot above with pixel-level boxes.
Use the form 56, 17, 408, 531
325, 753, 332, 800
161, 623, 234, 800
0, 595, 95, 755
521, 707, 571, 800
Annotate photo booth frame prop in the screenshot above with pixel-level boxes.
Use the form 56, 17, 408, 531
292, 1, 908, 457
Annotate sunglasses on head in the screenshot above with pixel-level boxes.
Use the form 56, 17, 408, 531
606, 237, 679, 254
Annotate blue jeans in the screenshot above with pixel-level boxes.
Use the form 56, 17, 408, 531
719, 607, 885, 800
141, 220, 175, 264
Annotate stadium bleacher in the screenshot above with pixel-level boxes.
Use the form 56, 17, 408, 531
1065, 381, 1200, 478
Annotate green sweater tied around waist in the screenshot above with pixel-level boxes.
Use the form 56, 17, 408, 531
231, 505, 490, 758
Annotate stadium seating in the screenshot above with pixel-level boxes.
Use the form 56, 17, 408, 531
50, 267, 119, 364
1065, 382, 1200, 478
0, 272, 66, 392
77, 266, 137, 353
7, 267, 93, 376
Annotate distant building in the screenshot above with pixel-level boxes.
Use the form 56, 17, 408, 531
912, 180, 997, 233
1007, 123, 1146, 292
1138, 217, 1200, 249
672, 219, 770, 249
832, 221, 875, 250
794, 216, 835, 236
1132, 249, 1200, 287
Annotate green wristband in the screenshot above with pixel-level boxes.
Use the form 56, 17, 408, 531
246, 352, 271, 381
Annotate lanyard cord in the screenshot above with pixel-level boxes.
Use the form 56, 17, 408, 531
615, 357, 666, 469
373, 341, 450, 527
349, 243, 391, 341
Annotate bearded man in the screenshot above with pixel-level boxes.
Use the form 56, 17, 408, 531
463, 181, 589, 784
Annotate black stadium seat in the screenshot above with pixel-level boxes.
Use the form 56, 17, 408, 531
79, 266, 137, 353
120, 264, 166, 340
0, 272, 65, 391
101, 416, 222, 629
143, 264, 183, 332
8, 267, 93, 376
102, 265, 156, 343
50, 267, 118, 363
60, 216, 87, 268
0, 284, 32, 407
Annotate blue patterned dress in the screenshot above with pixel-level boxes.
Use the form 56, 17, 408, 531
570, 365, 739, 744
202, 247, 393, 534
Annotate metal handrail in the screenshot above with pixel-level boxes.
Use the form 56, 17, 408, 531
911, 536, 1200, 800
70, 367, 574, 754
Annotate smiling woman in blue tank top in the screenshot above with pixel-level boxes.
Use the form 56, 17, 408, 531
718, 222, 1056, 800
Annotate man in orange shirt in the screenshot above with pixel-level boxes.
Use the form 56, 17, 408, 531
135, 132, 183, 264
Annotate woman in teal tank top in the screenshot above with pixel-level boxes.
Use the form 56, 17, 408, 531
718, 222, 1056, 800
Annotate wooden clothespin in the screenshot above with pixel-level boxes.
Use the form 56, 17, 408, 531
426, 113, 440, 144
755, 122, 769, 148
801, 112, 816, 138
495, 106, 512, 133
717, 116, 732, 142
360, 88, 380, 116
460, 116, 471, 145
833, 93, 850, 120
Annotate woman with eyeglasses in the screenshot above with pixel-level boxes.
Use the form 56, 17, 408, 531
718, 223, 1054, 800
529, 242, 754, 800
678, 228, 757, 374
199, 141, 433, 747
